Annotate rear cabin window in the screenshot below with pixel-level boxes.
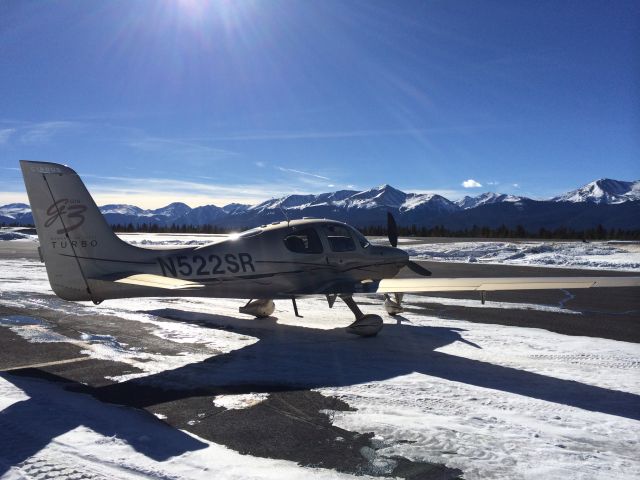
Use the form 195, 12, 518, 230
322, 224, 356, 252
283, 228, 323, 254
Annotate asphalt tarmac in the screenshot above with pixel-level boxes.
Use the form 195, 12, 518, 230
1, 240, 638, 479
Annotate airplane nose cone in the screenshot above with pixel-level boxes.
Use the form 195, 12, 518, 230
378, 246, 409, 265
375, 245, 408, 259
395, 247, 409, 264
367, 245, 410, 278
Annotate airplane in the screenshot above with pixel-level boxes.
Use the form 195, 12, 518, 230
19, 160, 640, 337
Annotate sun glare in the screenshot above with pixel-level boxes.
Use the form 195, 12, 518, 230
174, 0, 253, 29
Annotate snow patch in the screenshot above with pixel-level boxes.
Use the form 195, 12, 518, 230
0, 315, 68, 343
404, 241, 640, 271
404, 294, 581, 314
0, 232, 34, 241
213, 393, 270, 410
0, 375, 363, 479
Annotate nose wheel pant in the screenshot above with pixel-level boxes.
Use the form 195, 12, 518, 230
339, 294, 383, 337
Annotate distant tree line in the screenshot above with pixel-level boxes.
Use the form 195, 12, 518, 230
108, 223, 230, 234
3, 221, 640, 240
358, 223, 640, 240
109, 222, 640, 240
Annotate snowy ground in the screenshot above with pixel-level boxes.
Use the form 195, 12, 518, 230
369, 237, 640, 272
401, 241, 640, 272
1, 251, 639, 479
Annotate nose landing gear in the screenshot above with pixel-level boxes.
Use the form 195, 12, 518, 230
239, 299, 275, 318
340, 294, 383, 337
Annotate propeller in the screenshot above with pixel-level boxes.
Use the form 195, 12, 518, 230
387, 212, 398, 248
406, 260, 432, 276
387, 211, 432, 277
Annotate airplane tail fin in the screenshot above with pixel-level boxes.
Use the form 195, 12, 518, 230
20, 160, 143, 301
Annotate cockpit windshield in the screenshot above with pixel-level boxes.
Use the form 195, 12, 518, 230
350, 227, 370, 248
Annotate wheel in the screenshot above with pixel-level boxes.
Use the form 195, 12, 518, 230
384, 298, 404, 316
346, 314, 383, 337
239, 299, 275, 318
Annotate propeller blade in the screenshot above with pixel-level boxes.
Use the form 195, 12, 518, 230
387, 212, 398, 248
407, 260, 432, 276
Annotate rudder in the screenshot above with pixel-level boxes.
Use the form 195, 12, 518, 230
20, 160, 140, 301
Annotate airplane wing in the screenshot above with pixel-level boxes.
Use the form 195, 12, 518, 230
376, 276, 640, 293
90, 273, 205, 290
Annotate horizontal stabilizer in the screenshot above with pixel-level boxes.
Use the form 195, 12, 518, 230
377, 276, 640, 293
91, 273, 205, 290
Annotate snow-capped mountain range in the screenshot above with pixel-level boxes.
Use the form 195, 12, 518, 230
2, 178, 639, 230
552, 179, 640, 204
455, 192, 525, 210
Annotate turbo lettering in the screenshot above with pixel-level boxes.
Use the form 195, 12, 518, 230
50, 239, 98, 249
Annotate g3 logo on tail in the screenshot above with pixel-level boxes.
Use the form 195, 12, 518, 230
45, 199, 87, 234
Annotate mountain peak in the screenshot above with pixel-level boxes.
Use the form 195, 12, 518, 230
349, 185, 406, 208
151, 202, 192, 217
374, 184, 403, 193
456, 192, 524, 209
552, 178, 640, 204
401, 193, 459, 213
222, 203, 250, 214
1, 203, 29, 208
99, 204, 146, 216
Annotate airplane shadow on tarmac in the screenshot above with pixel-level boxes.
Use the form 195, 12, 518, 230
1, 307, 639, 475
93, 308, 640, 421
0, 370, 209, 476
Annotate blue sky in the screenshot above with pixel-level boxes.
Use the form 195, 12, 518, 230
1, 0, 638, 208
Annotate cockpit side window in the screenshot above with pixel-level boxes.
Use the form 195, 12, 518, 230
283, 228, 323, 254
322, 224, 356, 252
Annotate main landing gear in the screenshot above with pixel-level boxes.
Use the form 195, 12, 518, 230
240, 296, 386, 337
339, 294, 384, 337
383, 293, 404, 315
239, 299, 275, 318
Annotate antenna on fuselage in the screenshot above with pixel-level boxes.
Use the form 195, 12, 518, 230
278, 205, 290, 227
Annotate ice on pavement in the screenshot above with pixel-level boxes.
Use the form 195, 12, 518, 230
1, 255, 639, 478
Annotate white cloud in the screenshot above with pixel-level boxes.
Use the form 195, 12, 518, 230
20, 121, 78, 144
0, 192, 28, 204
198, 128, 430, 141
127, 136, 237, 159
512, 183, 520, 188
0, 128, 16, 144
277, 166, 330, 181
462, 179, 482, 188
72, 173, 344, 208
